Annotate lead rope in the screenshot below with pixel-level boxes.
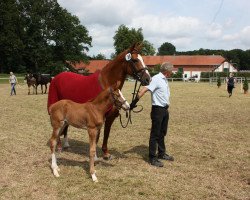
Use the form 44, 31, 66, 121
119, 80, 143, 128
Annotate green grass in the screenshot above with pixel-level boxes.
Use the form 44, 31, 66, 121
0, 82, 249, 200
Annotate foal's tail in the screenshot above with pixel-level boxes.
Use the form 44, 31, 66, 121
47, 78, 58, 114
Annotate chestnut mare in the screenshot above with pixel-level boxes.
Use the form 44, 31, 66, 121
49, 84, 130, 182
47, 42, 151, 159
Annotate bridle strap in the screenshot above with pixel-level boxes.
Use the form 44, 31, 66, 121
110, 88, 127, 110
119, 79, 143, 128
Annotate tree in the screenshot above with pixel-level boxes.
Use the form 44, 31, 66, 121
92, 53, 106, 60
113, 24, 143, 55
0, 0, 92, 74
157, 42, 176, 55
0, 0, 24, 73
141, 40, 155, 56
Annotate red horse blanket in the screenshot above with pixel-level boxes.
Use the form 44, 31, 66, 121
47, 71, 103, 112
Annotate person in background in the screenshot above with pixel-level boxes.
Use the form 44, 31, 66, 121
9, 72, 18, 96
227, 72, 236, 97
130, 62, 174, 167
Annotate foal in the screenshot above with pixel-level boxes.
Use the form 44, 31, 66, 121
24, 73, 37, 95
49, 85, 130, 182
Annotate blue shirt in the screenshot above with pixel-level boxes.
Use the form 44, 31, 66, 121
146, 72, 170, 107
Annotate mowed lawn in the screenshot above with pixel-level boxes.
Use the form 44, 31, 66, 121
0, 81, 249, 200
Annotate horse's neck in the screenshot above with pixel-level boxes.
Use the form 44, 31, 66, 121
91, 91, 112, 114
100, 55, 127, 88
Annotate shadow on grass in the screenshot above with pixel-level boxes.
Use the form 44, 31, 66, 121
123, 145, 149, 163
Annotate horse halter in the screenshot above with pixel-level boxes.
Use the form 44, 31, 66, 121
109, 88, 127, 110
125, 50, 148, 83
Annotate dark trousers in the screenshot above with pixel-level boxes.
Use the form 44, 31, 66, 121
227, 85, 234, 94
149, 106, 169, 160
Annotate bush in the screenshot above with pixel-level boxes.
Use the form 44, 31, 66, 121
243, 77, 249, 92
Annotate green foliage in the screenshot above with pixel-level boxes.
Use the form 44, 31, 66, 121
113, 25, 144, 55
217, 76, 221, 87
157, 42, 176, 55
0, 0, 92, 74
92, 53, 106, 60
243, 77, 249, 92
141, 40, 156, 56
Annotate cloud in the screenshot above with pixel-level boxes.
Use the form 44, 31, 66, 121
58, 0, 250, 57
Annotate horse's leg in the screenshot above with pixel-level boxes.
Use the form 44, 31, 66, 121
44, 84, 47, 94
50, 128, 60, 177
102, 110, 119, 160
41, 85, 43, 94
35, 85, 38, 95
88, 128, 98, 182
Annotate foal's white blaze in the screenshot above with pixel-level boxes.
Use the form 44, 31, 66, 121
118, 90, 130, 110
137, 54, 151, 78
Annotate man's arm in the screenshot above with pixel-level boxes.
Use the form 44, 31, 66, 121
130, 87, 149, 110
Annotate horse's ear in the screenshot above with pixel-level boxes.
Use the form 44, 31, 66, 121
130, 42, 143, 52
136, 42, 143, 51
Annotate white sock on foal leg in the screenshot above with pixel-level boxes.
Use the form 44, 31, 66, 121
51, 153, 60, 177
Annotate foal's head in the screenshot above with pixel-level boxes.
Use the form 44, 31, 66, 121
109, 85, 130, 111
124, 42, 151, 86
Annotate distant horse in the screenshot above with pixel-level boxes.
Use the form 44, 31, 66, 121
47, 42, 151, 159
49, 84, 130, 182
33, 73, 52, 94
24, 73, 37, 95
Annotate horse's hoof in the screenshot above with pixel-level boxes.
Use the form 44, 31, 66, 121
103, 155, 112, 160
53, 169, 60, 177
91, 173, 98, 182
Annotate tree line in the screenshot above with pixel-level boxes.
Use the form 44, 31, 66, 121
1, 0, 249, 75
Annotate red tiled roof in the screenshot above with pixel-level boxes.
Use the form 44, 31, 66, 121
142, 55, 226, 66
70, 55, 226, 73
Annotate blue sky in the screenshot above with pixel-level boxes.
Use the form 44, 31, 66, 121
57, 0, 250, 58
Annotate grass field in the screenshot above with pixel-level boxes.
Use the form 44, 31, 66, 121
0, 81, 249, 200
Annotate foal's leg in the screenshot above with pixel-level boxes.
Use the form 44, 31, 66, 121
94, 129, 101, 161
62, 125, 70, 149
50, 128, 60, 177
88, 128, 98, 182
28, 85, 31, 95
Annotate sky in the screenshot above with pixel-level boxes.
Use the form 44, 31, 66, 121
57, 0, 250, 58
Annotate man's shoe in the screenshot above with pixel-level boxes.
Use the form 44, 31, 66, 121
150, 158, 164, 167
158, 154, 174, 161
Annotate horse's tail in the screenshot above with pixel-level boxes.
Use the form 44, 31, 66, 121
47, 78, 58, 114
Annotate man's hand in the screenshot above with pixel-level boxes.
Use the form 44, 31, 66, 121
130, 96, 139, 110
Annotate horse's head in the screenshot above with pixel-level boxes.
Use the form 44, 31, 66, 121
125, 42, 151, 86
24, 73, 33, 81
110, 83, 130, 111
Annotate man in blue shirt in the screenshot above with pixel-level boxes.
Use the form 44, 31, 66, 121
130, 62, 174, 167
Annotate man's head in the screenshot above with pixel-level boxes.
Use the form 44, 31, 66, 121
160, 62, 173, 78
10, 72, 13, 75
230, 72, 234, 77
